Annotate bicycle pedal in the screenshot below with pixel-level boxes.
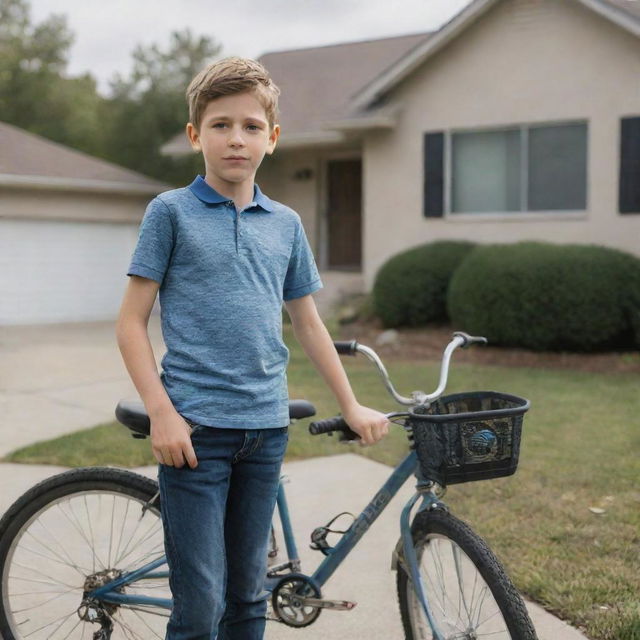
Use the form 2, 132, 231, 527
300, 597, 357, 611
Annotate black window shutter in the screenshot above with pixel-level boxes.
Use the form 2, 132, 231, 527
619, 117, 640, 214
424, 132, 445, 217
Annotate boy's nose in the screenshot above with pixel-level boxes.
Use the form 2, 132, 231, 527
228, 128, 245, 147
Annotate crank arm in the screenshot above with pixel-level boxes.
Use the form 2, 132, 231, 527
300, 597, 357, 610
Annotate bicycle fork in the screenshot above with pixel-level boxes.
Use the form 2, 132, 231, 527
397, 489, 448, 640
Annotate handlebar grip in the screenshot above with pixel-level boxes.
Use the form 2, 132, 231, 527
309, 415, 349, 435
308, 415, 359, 442
333, 340, 359, 355
453, 331, 488, 348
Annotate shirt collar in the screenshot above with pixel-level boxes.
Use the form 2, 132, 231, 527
188, 175, 274, 212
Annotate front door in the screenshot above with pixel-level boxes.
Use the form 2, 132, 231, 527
327, 159, 362, 270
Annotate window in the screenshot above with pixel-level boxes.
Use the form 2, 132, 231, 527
424, 121, 588, 216
451, 128, 521, 212
619, 116, 640, 214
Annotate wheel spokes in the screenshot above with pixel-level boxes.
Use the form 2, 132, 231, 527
3, 488, 169, 639
408, 534, 511, 639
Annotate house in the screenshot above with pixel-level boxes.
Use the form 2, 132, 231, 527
0, 121, 170, 325
165, 0, 640, 292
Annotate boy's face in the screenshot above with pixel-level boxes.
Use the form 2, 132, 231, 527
186, 91, 280, 193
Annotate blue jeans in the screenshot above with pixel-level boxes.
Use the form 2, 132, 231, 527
157, 424, 289, 640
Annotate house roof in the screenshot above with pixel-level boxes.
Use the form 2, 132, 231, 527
259, 33, 432, 138
0, 121, 170, 195
162, 0, 640, 155
161, 32, 431, 154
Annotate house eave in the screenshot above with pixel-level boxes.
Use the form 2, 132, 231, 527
0, 174, 170, 196
160, 137, 191, 157
575, 0, 640, 37
275, 130, 348, 149
324, 112, 398, 131
161, 130, 349, 156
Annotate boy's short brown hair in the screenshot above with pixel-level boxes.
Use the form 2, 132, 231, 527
186, 57, 280, 131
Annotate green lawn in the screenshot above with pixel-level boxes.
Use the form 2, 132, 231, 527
5, 326, 640, 640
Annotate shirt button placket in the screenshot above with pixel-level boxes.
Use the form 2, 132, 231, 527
229, 201, 241, 254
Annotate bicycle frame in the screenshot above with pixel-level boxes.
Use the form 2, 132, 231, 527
266, 448, 447, 638
87, 448, 442, 635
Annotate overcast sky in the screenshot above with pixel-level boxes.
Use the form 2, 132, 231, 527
30, 0, 472, 94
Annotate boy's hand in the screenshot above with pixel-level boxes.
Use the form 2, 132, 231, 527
150, 409, 198, 469
342, 403, 390, 446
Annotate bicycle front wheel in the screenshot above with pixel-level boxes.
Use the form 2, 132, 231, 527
0, 467, 169, 640
396, 508, 537, 640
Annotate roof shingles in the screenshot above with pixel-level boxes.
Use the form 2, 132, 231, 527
259, 32, 431, 136
0, 121, 167, 188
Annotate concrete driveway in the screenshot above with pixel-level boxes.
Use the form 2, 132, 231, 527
0, 319, 587, 639
0, 318, 165, 456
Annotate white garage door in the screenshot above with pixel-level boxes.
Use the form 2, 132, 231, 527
0, 218, 139, 325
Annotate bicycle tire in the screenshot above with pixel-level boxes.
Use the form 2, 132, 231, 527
396, 508, 537, 640
0, 467, 168, 640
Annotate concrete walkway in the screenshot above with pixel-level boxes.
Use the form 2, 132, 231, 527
0, 319, 587, 639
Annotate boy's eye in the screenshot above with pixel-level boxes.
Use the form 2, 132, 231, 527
246, 124, 261, 131
212, 122, 226, 128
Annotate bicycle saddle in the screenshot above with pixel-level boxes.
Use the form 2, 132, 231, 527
115, 398, 317, 438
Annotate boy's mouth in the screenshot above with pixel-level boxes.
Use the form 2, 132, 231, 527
224, 156, 249, 161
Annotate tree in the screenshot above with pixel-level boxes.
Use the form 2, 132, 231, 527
103, 29, 222, 185
0, 1, 221, 184
0, 0, 104, 156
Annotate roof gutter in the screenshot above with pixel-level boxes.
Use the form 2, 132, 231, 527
0, 174, 170, 196
162, 129, 349, 156
323, 107, 400, 131
277, 130, 347, 149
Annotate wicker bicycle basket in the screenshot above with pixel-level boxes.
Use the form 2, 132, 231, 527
409, 391, 530, 487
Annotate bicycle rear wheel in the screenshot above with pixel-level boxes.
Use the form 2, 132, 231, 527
0, 467, 168, 640
396, 508, 537, 640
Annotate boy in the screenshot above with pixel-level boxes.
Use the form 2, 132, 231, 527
116, 57, 389, 640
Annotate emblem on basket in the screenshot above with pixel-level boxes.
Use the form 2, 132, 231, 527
460, 420, 512, 463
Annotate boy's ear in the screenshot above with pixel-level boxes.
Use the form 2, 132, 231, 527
266, 124, 281, 155
186, 123, 201, 152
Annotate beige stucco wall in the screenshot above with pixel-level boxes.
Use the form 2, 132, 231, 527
363, 0, 640, 289
257, 151, 321, 253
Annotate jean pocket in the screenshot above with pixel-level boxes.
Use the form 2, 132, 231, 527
189, 424, 206, 437
181, 416, 204, 437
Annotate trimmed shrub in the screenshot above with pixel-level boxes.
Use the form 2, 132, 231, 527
373, 241, 476, 328
447, 242, 640, 351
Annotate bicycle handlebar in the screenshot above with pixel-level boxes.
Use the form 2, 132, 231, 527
453, 331, 488, 348
308, 411, 410, 441
333, 340, 358, 356
311, 331, 487, 440
308, 415, 352, 436
331, 330, 488, 407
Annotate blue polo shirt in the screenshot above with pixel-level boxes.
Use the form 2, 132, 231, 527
127, 175, 323, 429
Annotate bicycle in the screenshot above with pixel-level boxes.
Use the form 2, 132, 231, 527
0, 331, 537, 639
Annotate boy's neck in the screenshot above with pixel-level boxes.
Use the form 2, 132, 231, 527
203, 173, 254, 211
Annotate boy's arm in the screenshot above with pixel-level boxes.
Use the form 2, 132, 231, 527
284, 294, 389, 446
116, 275, 197, 468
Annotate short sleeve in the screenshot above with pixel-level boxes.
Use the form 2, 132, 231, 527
283, 217, 323, 301
127, 197, 174, 284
